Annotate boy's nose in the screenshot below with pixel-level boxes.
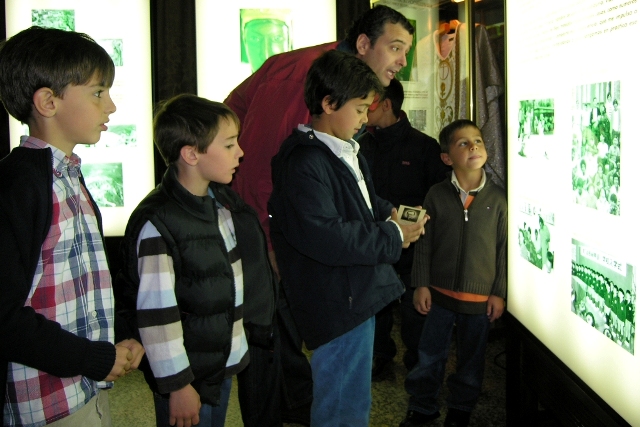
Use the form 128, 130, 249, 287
106, 96, 117, 114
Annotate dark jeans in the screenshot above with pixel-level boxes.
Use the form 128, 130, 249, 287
236, 286, 313, 427
404, 303, 491, 415
276, 288, 313, 410
373, 274, 426, 370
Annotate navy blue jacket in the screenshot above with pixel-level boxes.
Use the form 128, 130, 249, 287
268, 128, 404, 349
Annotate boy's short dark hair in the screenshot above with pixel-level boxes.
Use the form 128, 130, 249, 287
344, 5, 414, 51
153, 93, 240, 165
381, 78, 404, 118
0, 26, 115, 124
304, 50, 383, 116
438, 119, 481, 153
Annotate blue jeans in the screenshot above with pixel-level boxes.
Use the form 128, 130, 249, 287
310, 316, 375, 427
153, 378, 232, 427
404, 303, 490, 415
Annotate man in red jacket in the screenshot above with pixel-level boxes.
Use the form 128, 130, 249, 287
225, 5, 414, 426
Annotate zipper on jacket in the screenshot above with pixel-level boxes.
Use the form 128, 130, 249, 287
349, 296, 353, 309
453, 197, 468, 292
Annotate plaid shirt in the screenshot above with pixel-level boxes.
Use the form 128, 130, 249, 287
3, 136, 114, 427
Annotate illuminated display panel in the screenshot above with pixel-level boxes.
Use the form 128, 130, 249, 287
506, 0, 639, 424
196, 0, 336, 103
5, 0, 154, 236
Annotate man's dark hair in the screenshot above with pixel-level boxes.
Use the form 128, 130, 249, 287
304, 50, 383, 116
438, 119, 481, 153
381, 78, 404, 118
0, 26, 115, 124
344, 5, 414, 51
154, 94, 240, 165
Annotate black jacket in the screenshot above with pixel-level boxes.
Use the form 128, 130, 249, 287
268, 128, 404, 350
359, 113, 450, 275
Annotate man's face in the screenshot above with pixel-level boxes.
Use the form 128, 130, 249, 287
357, 23, 413, 86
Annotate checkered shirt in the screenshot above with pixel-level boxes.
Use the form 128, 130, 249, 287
3, 136, 114, 427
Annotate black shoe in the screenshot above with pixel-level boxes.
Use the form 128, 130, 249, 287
372, 356, 395, 382
281, 402, 311, 426
399, 410, 441, 427
444, 408, 471, 427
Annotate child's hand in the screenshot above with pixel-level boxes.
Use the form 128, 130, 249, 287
170, 384, 201, 427
116, 338, 145, 371
486, 295, 505, 322
104, 344, 133, 381
391, 207, 429, 248
413, 286, 432, 315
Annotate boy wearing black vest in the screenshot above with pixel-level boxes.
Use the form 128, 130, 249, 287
117, 94, 276, 427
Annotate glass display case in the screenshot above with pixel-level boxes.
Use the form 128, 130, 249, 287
371, 0, 506, 187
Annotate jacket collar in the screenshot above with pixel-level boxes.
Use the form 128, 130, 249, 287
367, 112, 410, 150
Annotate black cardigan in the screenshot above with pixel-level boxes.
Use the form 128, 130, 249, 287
0, 147, 119, 419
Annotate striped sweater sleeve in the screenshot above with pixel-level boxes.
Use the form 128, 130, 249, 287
136, 221, 194, 394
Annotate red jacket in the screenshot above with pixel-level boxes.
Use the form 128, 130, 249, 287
225, 41, 341, 248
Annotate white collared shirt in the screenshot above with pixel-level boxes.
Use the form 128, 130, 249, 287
451, 169, 487, 204
299, 124, 373, 215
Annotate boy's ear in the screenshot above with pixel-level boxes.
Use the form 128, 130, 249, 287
180, 145, 199, 166
381, 98, 392, 113
355, 33, 371, 56
32, 87, 57, 118
440, 152, 453, 166
321, 95, 336, 115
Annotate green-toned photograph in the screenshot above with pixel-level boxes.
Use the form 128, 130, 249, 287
105, 124, 137, 148
98, 39, 124, 66
516, 200, 554, 274
516, 98, 554, 159
571, 239, 635, 355
82, 162, 125, 208
240, 9, 292, 73
571, 81, 621, 216
31, 9, 75, 31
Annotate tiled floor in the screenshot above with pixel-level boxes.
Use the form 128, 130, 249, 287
109, 313, 508, 426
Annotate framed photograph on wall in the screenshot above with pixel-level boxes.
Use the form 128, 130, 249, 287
196, 0, 336, 103
5, 0, 155, 236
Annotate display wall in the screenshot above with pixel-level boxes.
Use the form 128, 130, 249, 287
506, 0, 639, 424
195, 0, 335, 103
5, 0, 154, 236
